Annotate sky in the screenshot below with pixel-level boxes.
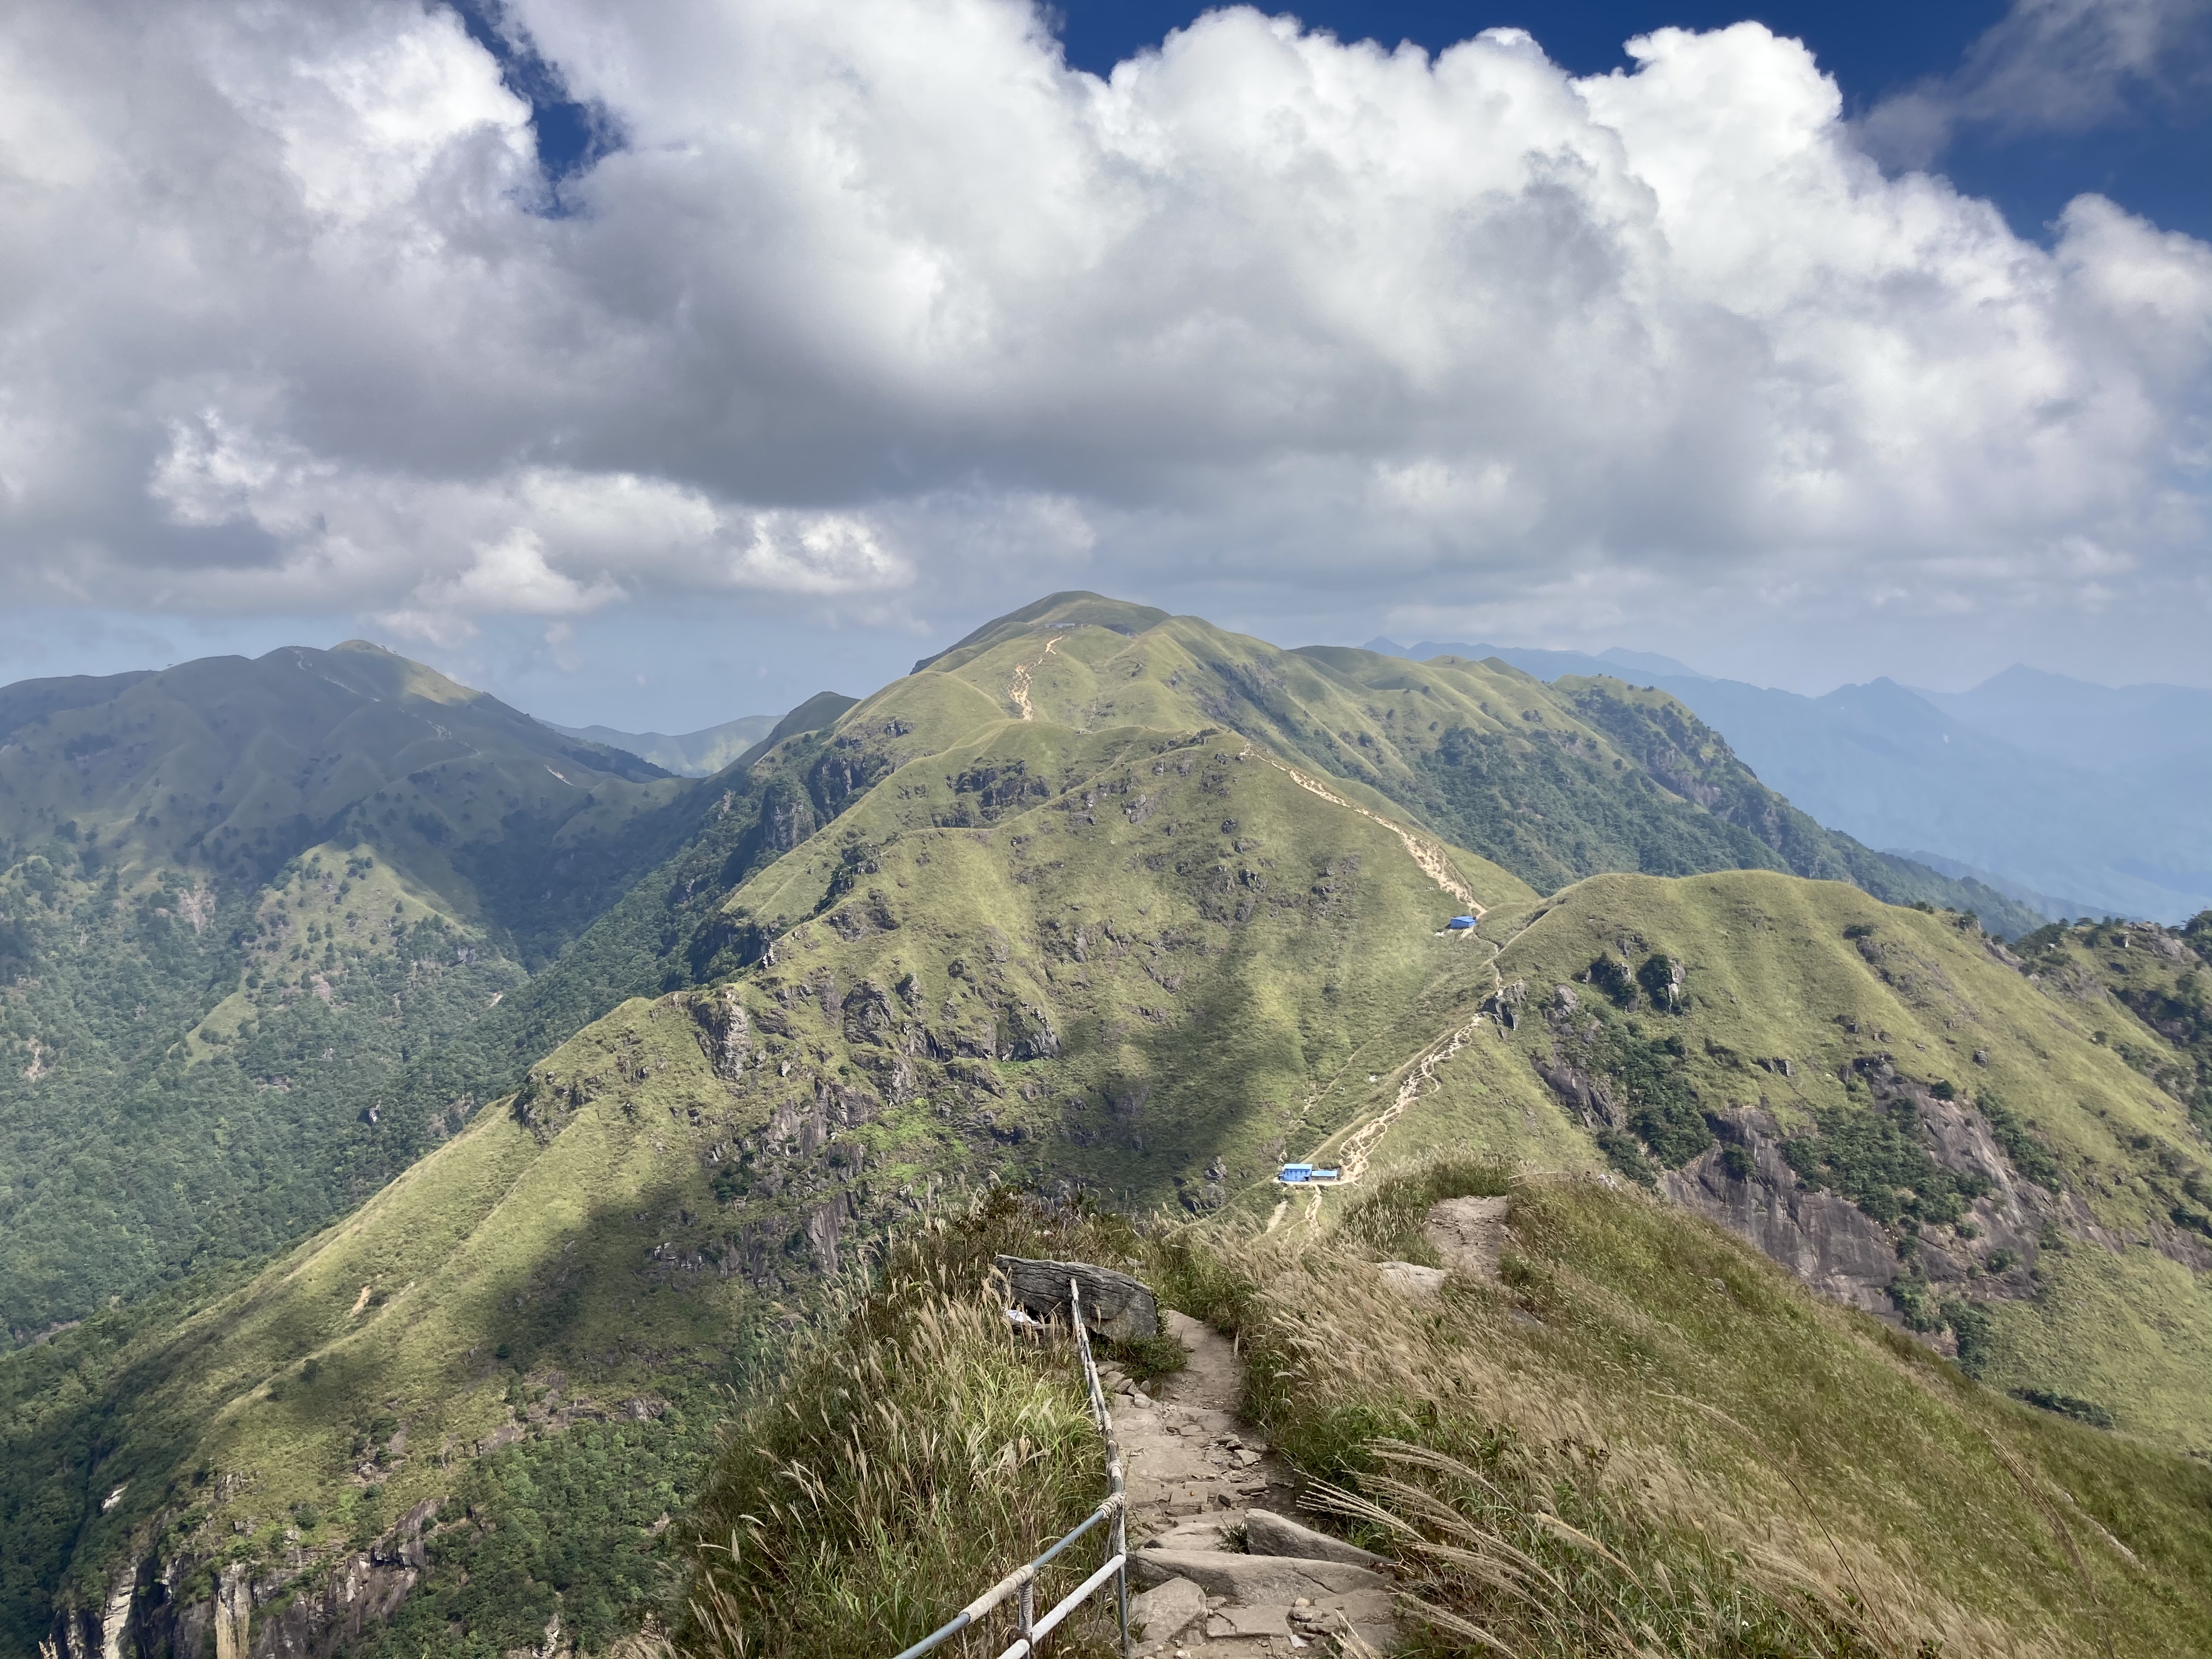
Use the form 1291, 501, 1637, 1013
0, 0, 2207, 732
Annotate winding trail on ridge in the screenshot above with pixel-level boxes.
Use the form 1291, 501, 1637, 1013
1008, 636, 1064, 721
1245, 750, 1484, 915
1266, 931, 1510, 1232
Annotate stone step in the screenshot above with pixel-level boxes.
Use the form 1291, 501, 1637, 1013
1244, 1509, 1385, 1567
1129, 1548, 1386, 1602
1132, 1580, 1400, 1656
1128, 1576, 1208, 1656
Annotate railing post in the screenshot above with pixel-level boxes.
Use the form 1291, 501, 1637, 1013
1017, 1576, 1035, 1650
1113, 1494, 1130, 1659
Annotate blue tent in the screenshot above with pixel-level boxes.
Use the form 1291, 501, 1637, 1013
1446, 916, 1476, 930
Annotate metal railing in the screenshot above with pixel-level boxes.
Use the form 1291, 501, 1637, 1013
889, 1279, 1132, 1659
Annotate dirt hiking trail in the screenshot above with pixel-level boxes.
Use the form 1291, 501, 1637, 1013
1008, 636, 1064, 721
1243, 749, 1483, 916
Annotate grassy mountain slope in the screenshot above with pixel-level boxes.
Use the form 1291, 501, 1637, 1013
0, 650, 850, 1340
8, 596, 2209, 1658
1277, 871, 2212, 1444
1375, 638, 2190, 923
902, 596, 2041, 932
0, 642, 686, 962
11, 713, 1532, 1659
674, 1173, 2212, 1658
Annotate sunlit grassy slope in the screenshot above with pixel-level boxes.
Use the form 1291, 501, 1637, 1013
1246, 1165, 2212, 1659
1273, 871, 2212, 1446
9, 595, 2206, 1658
14, 711, 1530, 1645
903, 596, 2044, 932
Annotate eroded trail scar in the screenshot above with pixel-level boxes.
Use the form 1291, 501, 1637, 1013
1333, 1013, 1486, 1186
1245, 749, 1484, 914
1008, 635, 1064, 721
1291, 1011, 1488, 1225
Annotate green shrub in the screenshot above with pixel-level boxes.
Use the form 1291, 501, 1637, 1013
1975, 1091, 2062, 1190
2010, 1389, 2115, 1430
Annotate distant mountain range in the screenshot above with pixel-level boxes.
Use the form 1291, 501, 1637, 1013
548, 714, 778, 776
1370, 639, 2212, 924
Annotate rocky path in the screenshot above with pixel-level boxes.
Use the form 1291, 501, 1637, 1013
1008, 636, 1063, 721
1242, 749, 1483, 916
1100, 1312, 1398, 1657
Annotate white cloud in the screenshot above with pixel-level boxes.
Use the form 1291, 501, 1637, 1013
0, 0, 2205, 663
1861, 0, 2212, 167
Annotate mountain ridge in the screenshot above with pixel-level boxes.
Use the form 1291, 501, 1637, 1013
1372, 640, 2212, 922
8, 595, 2211, 1659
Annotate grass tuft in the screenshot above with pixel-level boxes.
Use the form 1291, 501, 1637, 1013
675, 1192, 1137, 1659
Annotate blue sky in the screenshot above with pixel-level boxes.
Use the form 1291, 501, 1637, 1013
1, 0, 2206, 732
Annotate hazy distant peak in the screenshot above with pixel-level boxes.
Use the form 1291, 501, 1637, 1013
1595, 646, 1711, 680
549, 713, 781, 777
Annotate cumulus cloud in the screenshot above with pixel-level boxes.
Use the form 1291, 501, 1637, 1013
0, 0, 2207, 655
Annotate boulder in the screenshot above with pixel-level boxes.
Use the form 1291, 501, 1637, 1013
1128, 1548, 1384, 1601
993, 1255, 1159, 1340
1244, 1510, 1386, 1567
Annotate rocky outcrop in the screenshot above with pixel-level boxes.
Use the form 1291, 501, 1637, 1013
53, 1500, 441, 1659
689, 985, 753, 1079
994, 1255, 1159, 1340
1663, 1112, 1904, 1320
1663, 1075, 2129, 1333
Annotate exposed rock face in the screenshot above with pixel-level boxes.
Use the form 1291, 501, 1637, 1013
56, 1500, 441, 1659
1376, 1260, 1447, 1296
1663, 1113, 1903, 1320
1243, 1510, 1385, 1567
1423, 1195, 1508, 1283
689, 985, 753, 1079
1662, 1066, 2168, 1331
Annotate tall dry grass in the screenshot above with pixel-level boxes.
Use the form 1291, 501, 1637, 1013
1224, 1167, 2078, 1659
673, 1193, 1135, 1659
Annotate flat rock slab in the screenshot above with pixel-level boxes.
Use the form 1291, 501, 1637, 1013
1206, 1605, 1290, 1638
994, 1255, 1158, 1340
1129, 1548, 1385, 1602
1244, 1509, 1386, 1567
1139, 1513, 1246, 1552
1128, 1575, 1208, 1655
1424, 1195, 1509, 1282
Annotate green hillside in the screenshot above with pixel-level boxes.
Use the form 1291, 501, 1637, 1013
1276, 871, 2212, 1446
903, 594, 2042, 932
4, 596, 2206, 1659
0, 650, 854, 1340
